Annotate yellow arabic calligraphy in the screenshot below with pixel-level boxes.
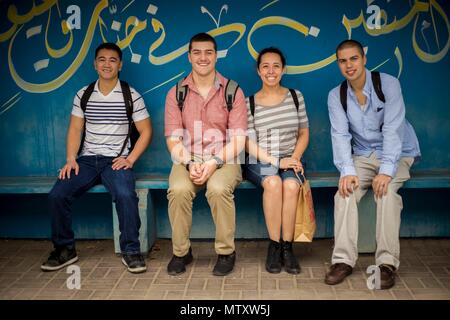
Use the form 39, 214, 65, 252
412, 0, 449, 63
44, 7, 73, 58
247, 16, 336, 74
7, 0, 57, 25
8, 0, 109, 93
342, 1, 429, 37
148, 18, 245, 65
116, 16, 147, 49
342, 0, 448, 63
0, 0, 57, 42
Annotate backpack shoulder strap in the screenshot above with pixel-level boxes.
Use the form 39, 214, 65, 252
224, 79, 239, 112
120, 80, 133, 120
249, 95, 255, 117
80, 82, 96, 112
77, 81, 96, 156
176, 77, 188, 112
117, 80, 134, 157
289, 88, 300, 111
339, 80, 348, 113
371, 71, 385, 103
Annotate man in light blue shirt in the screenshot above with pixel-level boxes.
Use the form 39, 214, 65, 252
324, 40, 421, 290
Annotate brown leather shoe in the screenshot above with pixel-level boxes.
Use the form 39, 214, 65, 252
324, 263, 353, 285
379, 264, 396, 289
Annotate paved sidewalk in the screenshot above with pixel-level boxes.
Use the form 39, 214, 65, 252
0, 238, 449, 300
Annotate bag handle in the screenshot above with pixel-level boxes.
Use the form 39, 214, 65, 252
293, 170, 306, 184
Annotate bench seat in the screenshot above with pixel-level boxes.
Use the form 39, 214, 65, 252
0, 170, 448, 255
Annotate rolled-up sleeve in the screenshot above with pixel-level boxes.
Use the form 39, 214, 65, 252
227, 88, 248, 137
164, 86, 184, 138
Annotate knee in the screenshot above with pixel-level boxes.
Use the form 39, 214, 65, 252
114, 187, 137, 202
168, 184, 195, 201
262, 176, 282, 193
334, 190, 355, 202
48, 184, 69, 203
283, 180, 300, 195
377, 185, 400, 200
206, 182, 233, 199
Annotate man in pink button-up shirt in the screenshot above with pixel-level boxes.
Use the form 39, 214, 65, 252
164, 33, 247, 277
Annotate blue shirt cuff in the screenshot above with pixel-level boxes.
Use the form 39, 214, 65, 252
341, 165, 357, 178
379, 163, 396, 178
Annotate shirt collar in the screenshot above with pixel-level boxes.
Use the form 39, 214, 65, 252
182, 71, 226, 91
348, 68, 372, 98
95, 79, 121, 94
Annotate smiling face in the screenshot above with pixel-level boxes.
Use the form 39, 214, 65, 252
94, 48, 122, 81
188, 40, 217, 78
257, 52, 285, 88
336, 46, 367, 83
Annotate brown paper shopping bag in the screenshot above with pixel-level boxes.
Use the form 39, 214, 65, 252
294, 173, 316, 242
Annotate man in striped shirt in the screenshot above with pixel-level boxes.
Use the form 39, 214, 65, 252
41, 43, 152, 274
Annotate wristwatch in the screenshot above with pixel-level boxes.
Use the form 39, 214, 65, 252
185, 160, 195, 171
212, 156, 224, 169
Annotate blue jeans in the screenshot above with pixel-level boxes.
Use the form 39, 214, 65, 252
48, 156, 141, 254
244, 161, 305, 187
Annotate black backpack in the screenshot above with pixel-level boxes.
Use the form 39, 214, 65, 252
78, 80, 139, 157
339, 71, 386, 132
175, 77, 240, 112
248, 88, 300, 117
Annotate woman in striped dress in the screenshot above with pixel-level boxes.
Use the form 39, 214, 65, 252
245, 47, 310, 274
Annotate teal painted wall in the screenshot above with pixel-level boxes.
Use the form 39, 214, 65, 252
0, 0, 449, 238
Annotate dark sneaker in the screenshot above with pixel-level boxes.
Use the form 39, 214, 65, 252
213, 252, 236, 276
324, 263, 353, 285
122, 253, 147, 274
379, 264, 396, 290
167, 247, 193, 276
266, 240, 282, 273
41, 247, 78, 271
281, 240, 301, 274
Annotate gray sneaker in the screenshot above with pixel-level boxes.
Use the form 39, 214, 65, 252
41, 247, 78, 271
122, 253, 147, 274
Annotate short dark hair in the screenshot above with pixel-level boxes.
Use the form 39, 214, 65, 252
95, 42, 123, 60
257, 47, 286, 68
335, 39, 365, 58
189, 33, 217, 52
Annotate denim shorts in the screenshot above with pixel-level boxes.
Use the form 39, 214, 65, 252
244, 161, 305, 188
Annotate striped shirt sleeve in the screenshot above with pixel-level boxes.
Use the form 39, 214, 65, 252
295, 90, 309, 129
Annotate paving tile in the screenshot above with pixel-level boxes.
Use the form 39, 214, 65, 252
115, 278, 137, 290
109, 289, 147, 298
420, 277, 444, 288
145, 290, 166, 299
35, 289, 76, 299
335, 289, 374, 300
185, 290, 222, 299
165, 290, 184, 300
402, 277, 425, 289
241, 290, 259, 300
279, 279, 296, 290
392, 289, 414, 300
71, 290, 94, 300
90, 290, 111, 300
0, 288, 23, 300
409, 287, 450, 296
205, 279, 223, 290
221, 290, 241, 300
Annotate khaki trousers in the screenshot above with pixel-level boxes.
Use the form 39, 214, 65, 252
332, 153, 414, 269
167, 164, 242, 257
